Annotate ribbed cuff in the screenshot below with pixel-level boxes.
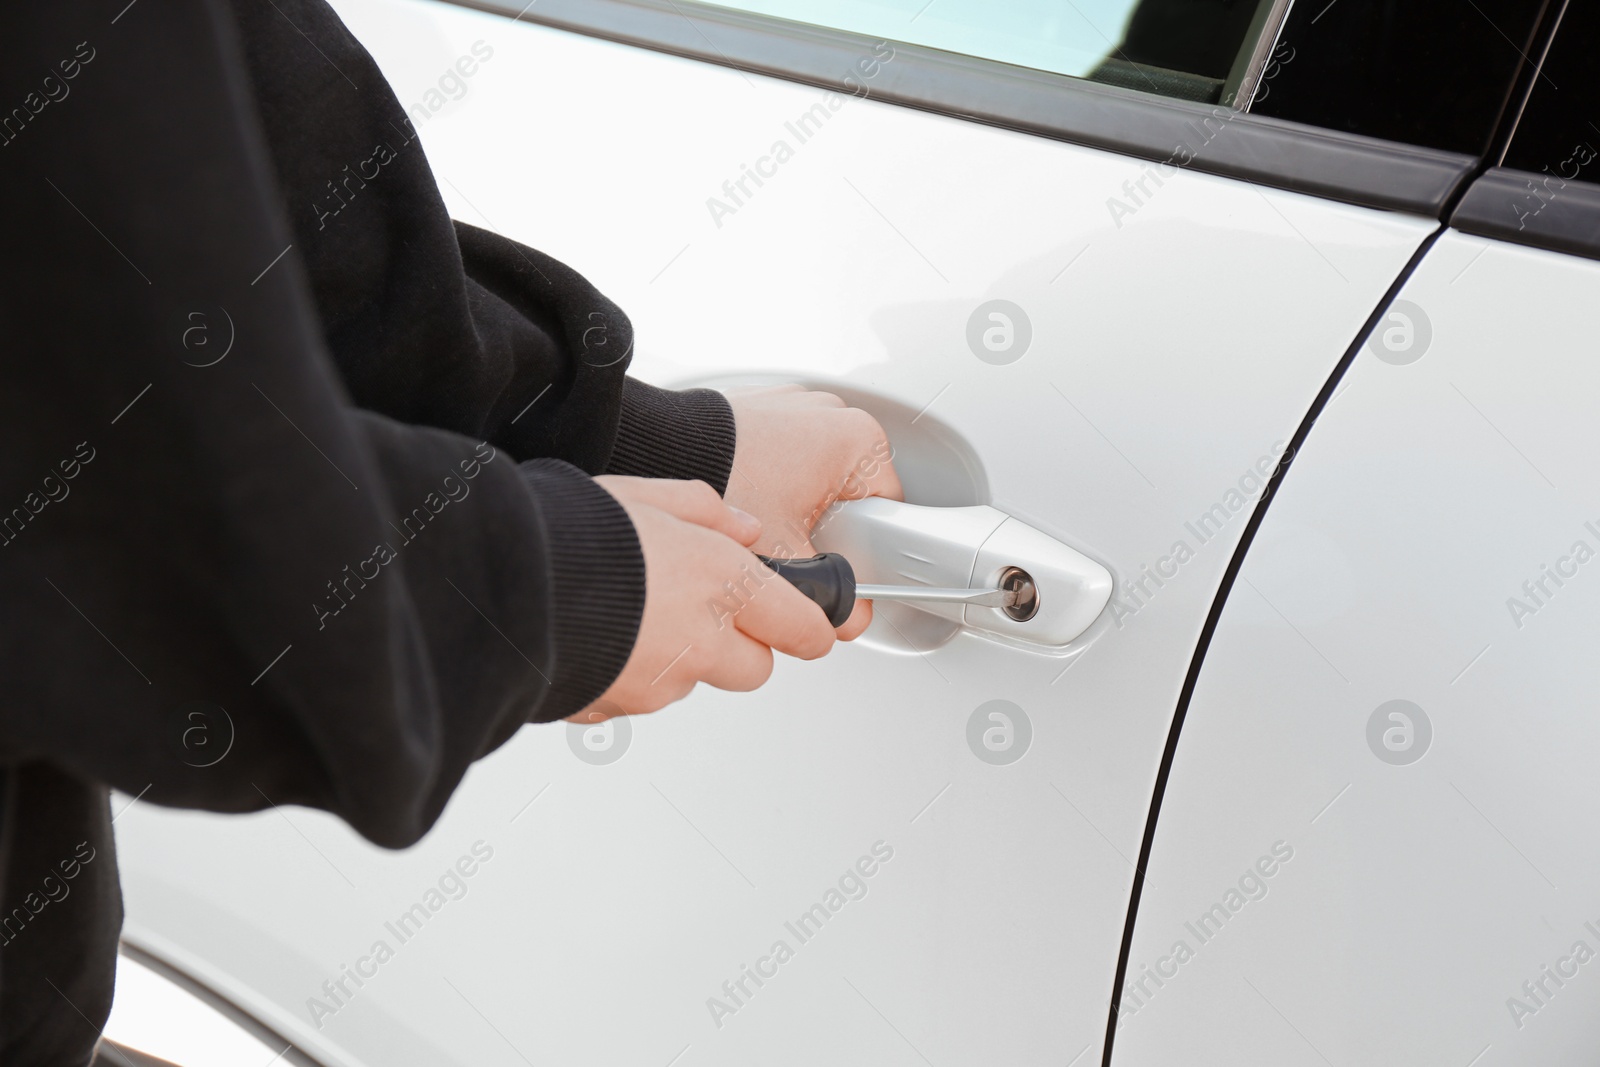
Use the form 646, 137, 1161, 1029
606, 379, 738, 495
519, 459, 645, 722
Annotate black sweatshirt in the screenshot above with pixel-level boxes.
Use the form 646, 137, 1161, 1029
0, 1, 736, 1060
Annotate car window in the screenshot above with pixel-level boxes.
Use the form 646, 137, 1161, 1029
1501, 0, 1598, 177
1251, 0, 1548, 156
703, 0, 1291, 106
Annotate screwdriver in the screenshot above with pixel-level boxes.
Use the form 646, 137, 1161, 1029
755, 553, 1032, 627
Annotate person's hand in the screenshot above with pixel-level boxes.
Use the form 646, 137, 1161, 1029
568, 476, 838, 723
721, 385, 904, 639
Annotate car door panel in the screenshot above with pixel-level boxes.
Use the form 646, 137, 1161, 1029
113, 1, 1440, 1063
1114, 231, 1600, 1065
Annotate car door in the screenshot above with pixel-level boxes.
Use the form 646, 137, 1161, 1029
1113, 3, 1600, 1064
109, 1, 1488, 1064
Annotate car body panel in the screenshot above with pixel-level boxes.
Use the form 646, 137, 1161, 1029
113, 1, 1438, 1063
1115, 230, 1600, 1065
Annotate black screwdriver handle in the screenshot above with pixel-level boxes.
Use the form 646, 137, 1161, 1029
756, 552, 857, 627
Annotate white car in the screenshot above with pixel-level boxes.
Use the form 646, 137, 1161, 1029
106, 0, 1600, 1064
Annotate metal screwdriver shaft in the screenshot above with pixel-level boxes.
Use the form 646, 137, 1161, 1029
755, 553, 1022, 627
851, 584, 1014, 607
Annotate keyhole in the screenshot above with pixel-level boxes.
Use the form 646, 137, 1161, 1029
1000, 566, 1039, 622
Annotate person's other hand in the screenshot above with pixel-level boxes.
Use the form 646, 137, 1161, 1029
721, 385, 904, 639
568, 476, 838, 723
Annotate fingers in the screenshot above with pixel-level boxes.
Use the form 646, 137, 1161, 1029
803, 389, 849, 409
598, 475, 761, 546
596, 662, 697, 718
730, 557, 837, 661
745, 507, 818, 557
852, 454, 904, 503
726, 384, 843, 408
609, 630, 773, 708
698, 630, 775, 692
752, 531, 818, 561
566, 697, 627, 723
836, 596, 872, 641
836, 410, 904, 503
733, 533, 869, 641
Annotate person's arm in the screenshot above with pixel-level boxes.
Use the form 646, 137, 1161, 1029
607, 378, 739, 491
0, 0, 832, 847
221, 0, 741, 495
229, 0, 898, 532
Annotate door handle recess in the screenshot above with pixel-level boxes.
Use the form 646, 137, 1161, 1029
812, 499, 1113, 648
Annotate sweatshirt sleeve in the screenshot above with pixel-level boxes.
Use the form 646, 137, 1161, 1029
608, 380, 739, 494
221, 0, 737, 494
0, 0, 639, 848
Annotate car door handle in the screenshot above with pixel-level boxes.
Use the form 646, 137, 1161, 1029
811, 498, 1112, 648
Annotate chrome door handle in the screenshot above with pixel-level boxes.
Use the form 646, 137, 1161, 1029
812, 498, 1112, 647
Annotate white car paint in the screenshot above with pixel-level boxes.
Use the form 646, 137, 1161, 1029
1115, 231, 1600, 1065
103, 953, 286, 1067
111, 1, 1438, 1064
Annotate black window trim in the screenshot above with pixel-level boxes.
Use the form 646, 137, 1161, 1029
1447, 0, 1600, 263
439, 0, 1476, 216
1451, 167, 1600, 262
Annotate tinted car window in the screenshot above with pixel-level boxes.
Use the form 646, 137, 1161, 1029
1502, 0, 1599, 177
703, 0, 1289, 105
1252, 0, 1546, 155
